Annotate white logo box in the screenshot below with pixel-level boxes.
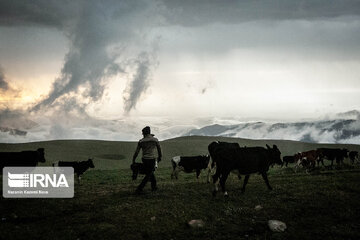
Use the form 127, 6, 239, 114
3, 167, 74, 198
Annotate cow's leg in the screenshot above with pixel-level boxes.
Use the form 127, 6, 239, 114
196, 169, 201, 179
206, 165, 212, 183
206, 168, 211, 183
174, 167, 183, 180
261, 172, 272, 190
237, 173, 242, 180
219, 170, 230, 196
171, 168, 176, 179
241, 175, 250, 193
212, 169, 221, 196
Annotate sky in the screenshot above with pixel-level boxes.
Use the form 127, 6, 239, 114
1, 0, 360, 142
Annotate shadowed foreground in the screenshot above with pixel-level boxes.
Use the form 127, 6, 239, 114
1, 166, 360, 240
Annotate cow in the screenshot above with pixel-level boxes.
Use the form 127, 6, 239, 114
0, 148, 46, 171
208, 141, 282, 196
281, 155, 296, 167
317, 148, 349, 167
171, 155, 211, 182
294, 150, 320, 169
349, 151, 359, 164
53, 159, 95, 183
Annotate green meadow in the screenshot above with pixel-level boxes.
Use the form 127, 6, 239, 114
1, 136, 360, 239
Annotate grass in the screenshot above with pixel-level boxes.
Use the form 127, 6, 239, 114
1, 136, 360, 239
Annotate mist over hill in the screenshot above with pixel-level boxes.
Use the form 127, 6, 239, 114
1, 109, 360, 144
185, 111, 360, 144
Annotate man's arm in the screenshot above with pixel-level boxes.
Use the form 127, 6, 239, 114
132, 142, 141, 163
156, 141, 162, 162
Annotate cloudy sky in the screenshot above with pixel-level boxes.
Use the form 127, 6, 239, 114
1, 0, 360, 141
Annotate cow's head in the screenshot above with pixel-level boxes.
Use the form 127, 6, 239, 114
266, 144, 282, 165
88, 159, 95, 168
37, 148, 46, 163
294, 152, 302, 162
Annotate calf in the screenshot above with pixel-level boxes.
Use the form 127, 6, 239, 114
131, 162, 146, 180
0, 148, 46, 171
349, 151, 359, 164
208, 142, 282, 196
171, 155, 211, 182
282, 155, 296, 167
131, 161, 158, 180
53, 159, 95, 183
294, 150, 320, 169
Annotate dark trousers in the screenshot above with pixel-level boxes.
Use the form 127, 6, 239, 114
137, 158, 157, 191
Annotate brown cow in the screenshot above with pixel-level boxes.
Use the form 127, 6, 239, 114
295, 150, 320, 169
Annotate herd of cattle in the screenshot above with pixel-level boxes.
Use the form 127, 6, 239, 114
0, 148, 95, 183
0, 142, 359, 196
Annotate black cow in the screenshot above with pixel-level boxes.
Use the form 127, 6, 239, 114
208, 141, 282, 196
281, 155, 296, 167
171, 155, 211, 182
54, 159, 95, 183
0, 148, 46, 171
349, 151, 359, 164
317, 148, 349, 167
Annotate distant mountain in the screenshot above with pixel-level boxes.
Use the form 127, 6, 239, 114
185, 118, 360, 144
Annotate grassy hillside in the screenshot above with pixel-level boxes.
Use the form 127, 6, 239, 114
1, 167, 360, 240
1, 136, 360, 169
1, 136, 360, 239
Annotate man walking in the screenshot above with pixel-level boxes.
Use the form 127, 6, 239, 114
132, 126, 162, 193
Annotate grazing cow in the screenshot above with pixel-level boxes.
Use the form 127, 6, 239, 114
0, 148, 46, 171
281, 155, 296, 167
53, 159, 95, 183
171, 155, 211, 182
131, 160, 159, 180
294, 150, 320, 169
349, 151, 359, 164
208, 141, 282, 196
317, 148, 349, 167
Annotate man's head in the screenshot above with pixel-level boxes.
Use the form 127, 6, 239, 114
142, 126, 151, 136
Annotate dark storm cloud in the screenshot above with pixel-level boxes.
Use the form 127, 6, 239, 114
0, 66, 9, 90
1, 0, 360, 114
3, 1, 359, 29
123, 52, 153, 113
0, 0, 163, 113
0, 0, 79, 28
162, 0, 360, 26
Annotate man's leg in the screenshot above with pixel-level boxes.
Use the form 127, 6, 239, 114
137, 158, 155, 192
137, 173, 150, 192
